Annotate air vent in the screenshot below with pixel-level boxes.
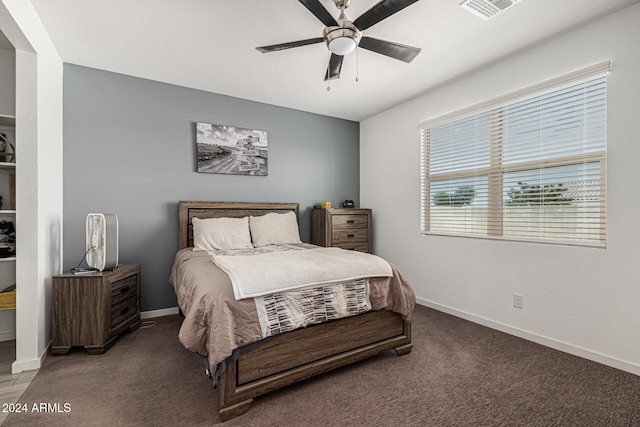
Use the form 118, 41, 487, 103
460, 0, 523, 20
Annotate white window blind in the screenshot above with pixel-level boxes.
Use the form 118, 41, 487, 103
420, 63, 609, 247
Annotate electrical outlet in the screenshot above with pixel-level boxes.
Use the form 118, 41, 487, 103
513, 294, 524, 309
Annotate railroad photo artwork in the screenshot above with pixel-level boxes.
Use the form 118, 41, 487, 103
196, 122, 268, 176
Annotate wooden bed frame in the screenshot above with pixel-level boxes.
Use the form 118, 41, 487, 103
178, 201, 412, 422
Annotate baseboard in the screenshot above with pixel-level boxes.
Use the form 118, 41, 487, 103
141, 306, 179, 319
416, 298, 640, 377
11, 344, 48, 374
0, 329, 16, 342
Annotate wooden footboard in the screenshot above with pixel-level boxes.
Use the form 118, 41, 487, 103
217, 310, 412, 422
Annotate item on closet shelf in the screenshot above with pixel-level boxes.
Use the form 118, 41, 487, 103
0, 245, 10, 258
0, 284, 16, 310
0, 220, 16, 256
10, 174, 15, 209
320, 201, 332, 209
7, 140, 14, 162
0, 134, 5, 163
0, 284, 15, 293
0, 220, 15, 235
0, 133, 15, 163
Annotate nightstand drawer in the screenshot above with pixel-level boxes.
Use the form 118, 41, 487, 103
332, 214, 368, 229
111, 296, 138, 329
332, 228, 368, 244
111, 275, 137, 306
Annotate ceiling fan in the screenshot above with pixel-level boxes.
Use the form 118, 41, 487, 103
256, 0, 422, 81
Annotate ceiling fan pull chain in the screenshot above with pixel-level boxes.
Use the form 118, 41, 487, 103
327, 51, 332, 91
356, 47, 359, 82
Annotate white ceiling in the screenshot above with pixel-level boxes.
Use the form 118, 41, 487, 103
27, 0, 640, 121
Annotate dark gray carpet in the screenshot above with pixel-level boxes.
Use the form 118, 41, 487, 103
4, 305, 640, 426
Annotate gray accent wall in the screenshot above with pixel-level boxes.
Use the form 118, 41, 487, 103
63, 64, 360, 311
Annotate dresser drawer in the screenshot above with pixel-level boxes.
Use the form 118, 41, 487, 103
333, 242, 369, 252
331, 214, 369, 229
332, 228, 368, 244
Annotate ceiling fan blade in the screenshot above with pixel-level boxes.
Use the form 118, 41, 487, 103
359, 36, 421, 63
299, 0, 339, 27
324, 54, 344, 81
256, 37, 324, 53
353, 0, 421, 31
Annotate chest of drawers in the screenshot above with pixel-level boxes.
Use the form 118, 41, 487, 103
311, 208, 372, 253
51, 264, 141, 355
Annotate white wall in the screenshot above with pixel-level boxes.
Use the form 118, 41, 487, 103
0, 46, 15, 340
0, 48, 15, 115
0, 0, 64, 373
361, 3, 640, 375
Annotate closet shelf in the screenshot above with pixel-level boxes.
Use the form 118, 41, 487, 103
0, 162, 15, 172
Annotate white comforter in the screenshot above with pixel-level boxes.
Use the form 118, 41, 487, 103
212, 246, 392, 300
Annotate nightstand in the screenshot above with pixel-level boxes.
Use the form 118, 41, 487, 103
51, 264, 141, 355
311, 208, 372, 253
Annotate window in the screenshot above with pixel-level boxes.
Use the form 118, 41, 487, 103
420, 62, 609, 247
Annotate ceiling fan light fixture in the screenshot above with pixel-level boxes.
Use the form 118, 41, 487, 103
324, 25, 361, 56
328, 36, 357, 55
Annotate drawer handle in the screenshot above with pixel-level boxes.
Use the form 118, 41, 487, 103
120, 286, 130, 294
347, 234, 355, 238
120, 307, 130, 316
346, 220, 355, 224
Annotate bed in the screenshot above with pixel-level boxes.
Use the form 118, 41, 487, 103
170, 201, 414, 421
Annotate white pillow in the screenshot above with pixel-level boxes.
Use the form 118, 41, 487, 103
250, 211, 301, 247
192, 216, 253, 251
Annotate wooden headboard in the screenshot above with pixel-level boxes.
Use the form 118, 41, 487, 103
178, 201, 300, 249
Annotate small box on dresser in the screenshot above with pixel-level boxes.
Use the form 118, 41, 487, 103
311, 208, 372, 253
51, 264, 141, 355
